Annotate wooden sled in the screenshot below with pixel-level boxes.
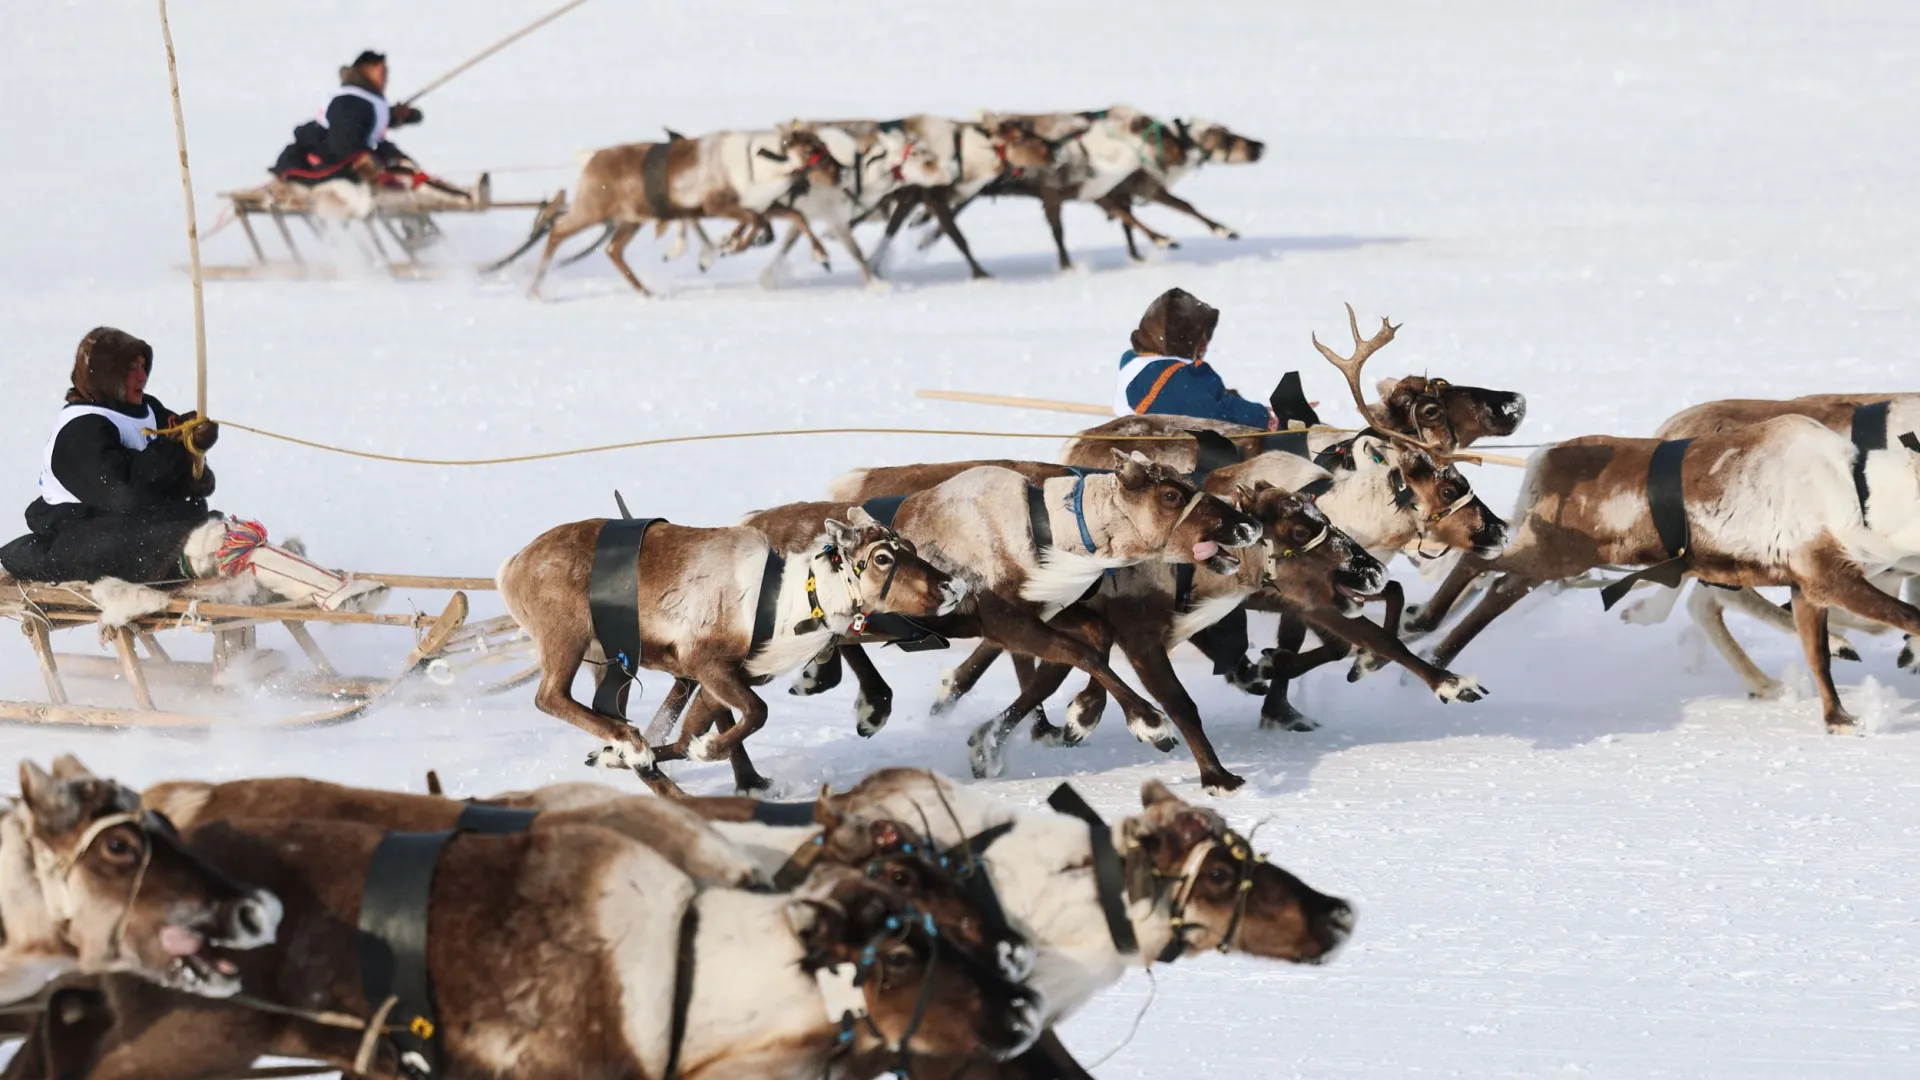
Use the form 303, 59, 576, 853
205, 178, 553, 279
0, 572, 534, 730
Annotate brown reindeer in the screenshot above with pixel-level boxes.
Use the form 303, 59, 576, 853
8, 811, 1042, 1080
500, 511, 961, 794
1, 761, 279, 1006
1624, 394, 1920, 692
862, 116, 1056, 279
494, 126, 844, 297
1420, 414, 1920, 731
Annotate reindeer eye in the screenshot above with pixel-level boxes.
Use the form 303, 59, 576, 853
884, 949, 915, 971
1207, 865, 1235, 887
1420, 404, 1443, 420
1160, 488, 1180, 504
889, 868, 913, 890
872, 551, 893, 568
1292, 525, 1311, 542
103, 834, 134, 858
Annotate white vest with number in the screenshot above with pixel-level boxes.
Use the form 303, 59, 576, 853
39, 405, 156, 506
317, 85, 390, 148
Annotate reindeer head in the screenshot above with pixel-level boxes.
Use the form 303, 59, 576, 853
1173, 118, 1264, 165
1237, 481, 1384, 614
14, 757, 280, 999
826, 509, 967, 620
1391, 450, 1510, 559
1109, 450, 1263, 573
1121, 780, 1353, 964
811, 802, 1034, 982
787, 865, 1042, 1063
1375, 375, 1526, 448
772, 126, 845, 193
870, 123, 949, 189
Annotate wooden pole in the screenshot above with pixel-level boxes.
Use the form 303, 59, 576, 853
916, 389, 1113, 417
399, 0, 597, 106
156, 0, 208, 475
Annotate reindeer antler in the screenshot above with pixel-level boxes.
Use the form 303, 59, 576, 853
1312, 303, 1451, 456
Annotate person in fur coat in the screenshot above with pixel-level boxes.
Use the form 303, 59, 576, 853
0, 327, 384, 612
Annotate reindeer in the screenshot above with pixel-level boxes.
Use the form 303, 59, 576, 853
740, 453, 1261, 772
489, 126, 843, 297
10, 793, 1043, 1080
1, 761, 280, 1005
862, 117, 1056, 279
1610, 395, 1920, 696
500, 511, 962, 794
1419, 413, 1920, 732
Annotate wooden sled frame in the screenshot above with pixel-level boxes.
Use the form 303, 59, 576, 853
0, 573, 535, 730
207, 183, 554, 280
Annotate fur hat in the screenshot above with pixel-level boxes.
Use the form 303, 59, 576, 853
1131, 288, 1219, 359
351, 50, 387, 68
68, 327, 152, 405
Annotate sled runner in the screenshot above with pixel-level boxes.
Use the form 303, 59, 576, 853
0, 572, 534, 730
207, 179, 554, 278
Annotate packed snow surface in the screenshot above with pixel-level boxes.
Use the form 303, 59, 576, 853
4, 1, 1920, 1075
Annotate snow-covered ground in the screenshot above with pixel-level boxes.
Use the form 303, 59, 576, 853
5, 1, 1920, 1075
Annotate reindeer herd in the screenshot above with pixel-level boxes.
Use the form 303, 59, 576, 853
484, 106, 1264, 296
0, 756, 1352, 1079
494, 305, 1920, 801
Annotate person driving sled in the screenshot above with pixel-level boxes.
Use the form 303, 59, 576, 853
270, 51, 484, 208
0, 328, 385, 612
1113, 287, 1280, 429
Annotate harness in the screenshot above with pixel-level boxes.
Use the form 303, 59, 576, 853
642, 140, 677, 218
1043, 784, 1140, 957
588, 516, 666, 720
356, 810, 540, 1078
1269, 370, 1322, 431
1599, 438, 1696, 611
1187, 429, 1242, 484
1151, 829, 1261, 962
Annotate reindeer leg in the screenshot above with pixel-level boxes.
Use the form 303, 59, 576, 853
1147, 185, 1239, 239
1789, 587, 1848, 732
829, 213, 880, 286
1050, 607, 1122, 745
841, 644, 895, 738
689, 220, 720, 271
1258, 613, 1318, 731
529, 632, 654, 776
684, 665, 773, 790
767, 207, 831, 271
1345, 581, 1407, 680
760, 222, 805, 288
1310, 610, 1484, 704
1688, 586, 1785, 699
1404, 557, 1493, 637
1902, 576, 1919, 671
1040, 188, 1072, 271
788, 642, 844, 696
1716, 586, 1860, 661
603, 222, 652, 296
1792, 565, 1920, 731
1428, 572, 1540, 671
967, 652, 1079, 780
872, 190, 920, 271
1116, 629, 1244, 793
933, 643, 1005, 715
1119, 220, 1143, 262
526, 211, 602, 299
925, 192, 989, 279
1098, 194, 1177, 252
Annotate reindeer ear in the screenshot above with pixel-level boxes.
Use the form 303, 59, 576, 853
846, 506, 878, 528
1374, 376, 1400, 400
19, 762, 79, 831
785, 900, 848, 963
1112, 451, 1151, 490
1252, 479, 1275, 493
49, 755, 94, 781
1170, 809, 1215, 849
1140, 778, 1184, 809
1233, 484, 1257, 510
823, 518, 861, 551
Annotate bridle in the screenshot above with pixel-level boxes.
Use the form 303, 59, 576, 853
1152, 828, 1263, 963
37, 810, 173, 967
802, 532, 916, 636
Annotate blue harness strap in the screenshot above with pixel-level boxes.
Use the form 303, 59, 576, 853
1067, 473, 1098, 556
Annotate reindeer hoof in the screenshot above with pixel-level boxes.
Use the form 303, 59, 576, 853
1901, 640, 1917, 671
1213, 227, 1239, 240
735, 775, 775, 795
587, 740, 655, 772
1032, 713, 1070, 746
855, 692, 893, 738
688, 730, 726, 763
1202, 772, 1246, 796
967, 723, 1007, 780
1260, 706, 1319, 733
1826, 714, 1860, 735
1835, 644, 1863, 663
1226, 657, 1269, 696
1436, 676, 1486, 704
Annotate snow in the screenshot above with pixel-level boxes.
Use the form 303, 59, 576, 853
5, 0, 1920, 1075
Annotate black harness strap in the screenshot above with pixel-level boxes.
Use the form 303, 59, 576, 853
1268, 370, 1322, 431
1171, 563, 1194, 614
1599, 438, 1695, 611
642, 141, 675, 218
1851, 400, 1891, 516
662, 901, 699, 1080
1312, 435, 1360, 472
861, 494, 907, 528
750, 550, 786, 651
1044, 784, 1139, 956
1260, 430, 1312, 459
750, 800, 819, 827
356, 832, 457, 1079
453, 805, 539, 835
589, 517, 664, 720
1187, 607, 1250, 676
1187, 429, 1242, 483
850, 610, 951, 652
1903, 432, 1920, 454
1298, 476, 1335, 499
948, 821, 1018, 941
1027, 483, 1054, 555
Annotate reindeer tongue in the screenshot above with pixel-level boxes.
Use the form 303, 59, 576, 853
1192, 540, 1220, 563
160, 925, 204, 957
